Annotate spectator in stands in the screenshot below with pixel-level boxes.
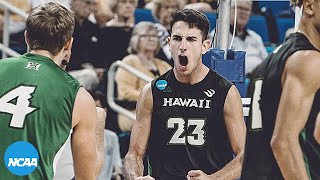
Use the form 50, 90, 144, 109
151, 0, 183, 66
98, 0, 138, 71
184, 0, 215, 13
115, 22, 171, 132
90, 0, 114, 28
0, 0, 33, 54
211, 0, 268, 76
67, 0, 102, 71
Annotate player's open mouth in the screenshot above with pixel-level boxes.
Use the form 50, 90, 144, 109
179, 55, 188, 66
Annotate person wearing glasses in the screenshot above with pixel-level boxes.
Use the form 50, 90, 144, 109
115, 21, 171, 133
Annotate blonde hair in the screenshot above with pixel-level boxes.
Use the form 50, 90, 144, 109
231, 0, 252, 8
152, 0, 184, 20
108, 0, 138, 13
128, 22, 161, 54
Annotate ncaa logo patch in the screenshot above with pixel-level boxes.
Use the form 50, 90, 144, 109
156, 80, 167, 90
4, 141, 39, 176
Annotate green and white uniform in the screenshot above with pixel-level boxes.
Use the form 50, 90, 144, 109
0, 53, 81, 179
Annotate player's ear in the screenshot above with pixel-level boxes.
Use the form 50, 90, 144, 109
24, 30, 30, 47
64, 37, 73, 52
303, 0, 314, 16
201, 39, 211, 54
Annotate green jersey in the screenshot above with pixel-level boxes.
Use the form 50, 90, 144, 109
0, 53, 81, 179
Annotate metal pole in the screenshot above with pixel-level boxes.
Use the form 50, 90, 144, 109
215, 0, 231, 59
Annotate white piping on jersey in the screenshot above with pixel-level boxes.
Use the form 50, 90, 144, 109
53, 130, 73, 179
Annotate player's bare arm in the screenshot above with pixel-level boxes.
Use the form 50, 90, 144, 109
124, 83, 155, 180
315, 113, 320, 144
95, 107, 107, 174
71, 87, 105, 179
188, 85, 246, 180
271, 51, 320, 180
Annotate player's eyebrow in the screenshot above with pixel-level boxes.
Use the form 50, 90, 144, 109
172, 34, 198, 40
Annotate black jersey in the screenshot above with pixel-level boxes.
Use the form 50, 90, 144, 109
241, 32, 320, 180
147, 69, 233, 180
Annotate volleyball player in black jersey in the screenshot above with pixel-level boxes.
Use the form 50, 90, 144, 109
241, 0, 320, 179
123, 9, 246, 180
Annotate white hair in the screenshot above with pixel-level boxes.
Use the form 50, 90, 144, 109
231, 0, 252, 8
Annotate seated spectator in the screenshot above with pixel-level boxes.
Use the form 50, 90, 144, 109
184, 1, 214, 13
0, 0, 33, 54
99, 0, 138, 71
151, 0, 183, 66
91, 0, 114, 28
67, 0, 102, 71
211, 0, 268, 76
115, 22, 171, 132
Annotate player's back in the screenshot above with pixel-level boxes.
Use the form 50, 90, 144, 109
241, 32, 320, 179
148, 69, 234, 180
0, 53, 81, 179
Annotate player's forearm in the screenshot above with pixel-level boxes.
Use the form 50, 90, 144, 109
209, 151, 243, 180
124, 153, 144, 180
271, 137, 309, 180
95, 108, 106, 175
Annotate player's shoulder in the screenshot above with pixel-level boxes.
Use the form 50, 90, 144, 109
286, 49, 320, 76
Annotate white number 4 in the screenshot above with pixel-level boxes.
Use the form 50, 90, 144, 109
0, 86, 37, 128
167, 118, 205, 146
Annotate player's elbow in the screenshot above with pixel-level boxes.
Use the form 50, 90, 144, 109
270, 135, 291, 158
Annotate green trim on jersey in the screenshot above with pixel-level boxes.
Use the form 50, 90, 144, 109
300, 129, 312, 180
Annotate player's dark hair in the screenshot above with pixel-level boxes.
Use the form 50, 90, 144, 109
170, 9, 210, 41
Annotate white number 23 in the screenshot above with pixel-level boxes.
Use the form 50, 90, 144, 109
167, 118, 205, 146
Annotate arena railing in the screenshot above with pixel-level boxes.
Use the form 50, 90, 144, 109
0, 0, 28, 58
107, 60, 251, 121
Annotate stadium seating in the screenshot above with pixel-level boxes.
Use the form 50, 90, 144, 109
134, 9, 156, 24
275, 17, 294, 43
258, 1, 291, 17
247, 15, 270, 44
204, 12, 217, 31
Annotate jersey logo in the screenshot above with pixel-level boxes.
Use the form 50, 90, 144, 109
163, 98, 211, 108
156, 80, 167, 90
203, 89, 215, 97
4, 141, 39, 176
25, 62, 41, 71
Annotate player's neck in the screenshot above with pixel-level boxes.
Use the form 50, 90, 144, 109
29, 50, 63, 67
174, 63, 210, 85
298, 20, 320, 50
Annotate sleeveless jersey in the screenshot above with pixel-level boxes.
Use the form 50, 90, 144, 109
0, 53, 81, 179
241, 33, 320, 179
148, 69, 233, 180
